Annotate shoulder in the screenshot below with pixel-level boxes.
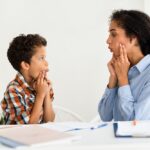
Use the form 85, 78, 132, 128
144, 65, 150, 80
5, 79, 24, 96
141, 65, 150, 87
2, 80, 25, 107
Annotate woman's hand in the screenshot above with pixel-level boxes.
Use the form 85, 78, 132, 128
113, 44, 130, 86
107, 55, 118, 88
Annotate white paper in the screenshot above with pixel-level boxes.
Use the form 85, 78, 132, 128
116, 121, 150, 137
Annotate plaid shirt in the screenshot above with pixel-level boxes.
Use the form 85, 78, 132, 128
1, 73, 43, 124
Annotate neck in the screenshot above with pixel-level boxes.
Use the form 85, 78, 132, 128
20, 71, 33, 87
128, 47, 144, 67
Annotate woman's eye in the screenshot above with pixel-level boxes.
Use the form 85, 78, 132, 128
111, 32, 116, 37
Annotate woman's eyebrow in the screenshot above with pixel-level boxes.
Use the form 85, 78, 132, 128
109, 28, 116, 32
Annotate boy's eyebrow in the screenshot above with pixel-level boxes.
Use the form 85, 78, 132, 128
39, 54, 46, 56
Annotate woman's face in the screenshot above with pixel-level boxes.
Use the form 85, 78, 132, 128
106, 20, 131, 57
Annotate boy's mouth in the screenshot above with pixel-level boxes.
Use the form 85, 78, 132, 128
44, 69, 49, 80
44, 69, 49, 72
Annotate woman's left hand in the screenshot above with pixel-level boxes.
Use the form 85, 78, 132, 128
113, 44, 130, 86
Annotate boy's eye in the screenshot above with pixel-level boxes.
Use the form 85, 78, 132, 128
39, 56, 45, 60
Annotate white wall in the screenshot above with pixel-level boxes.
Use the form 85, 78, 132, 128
144, 0, 150, 15
0, 0, 144, 121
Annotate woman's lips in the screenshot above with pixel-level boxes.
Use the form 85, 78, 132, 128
108, 47, 113, 52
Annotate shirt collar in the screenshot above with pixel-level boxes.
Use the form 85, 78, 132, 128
132, 55, 150, 73
15, 72, 34, 91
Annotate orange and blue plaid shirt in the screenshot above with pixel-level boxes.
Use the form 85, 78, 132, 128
1, 73, 43, 124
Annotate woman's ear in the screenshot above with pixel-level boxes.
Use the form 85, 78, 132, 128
130, 36, 139, 46
20, 61, 30, 70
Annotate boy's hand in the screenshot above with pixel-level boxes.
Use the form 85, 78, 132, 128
44, 73, 54, 101
34, 72, 49, 98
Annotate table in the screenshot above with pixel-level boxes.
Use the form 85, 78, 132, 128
1, 123, 150, 150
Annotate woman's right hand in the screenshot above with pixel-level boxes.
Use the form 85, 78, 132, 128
108, 57, 116, 77
107, 56, 118, 88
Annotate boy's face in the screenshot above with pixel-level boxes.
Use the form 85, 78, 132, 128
28, 46, 49, 80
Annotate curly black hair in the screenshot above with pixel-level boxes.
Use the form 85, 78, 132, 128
7, 34, 47, 71
110, 10, 150, 56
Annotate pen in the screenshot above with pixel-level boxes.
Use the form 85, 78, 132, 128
90, 123, 108, 130
66, 123, 108, 132
66, 128, 83, 132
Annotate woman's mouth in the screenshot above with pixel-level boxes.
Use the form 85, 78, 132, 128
108, 47, 113, 52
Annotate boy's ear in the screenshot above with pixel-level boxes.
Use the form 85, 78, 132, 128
21, 61, 30, 70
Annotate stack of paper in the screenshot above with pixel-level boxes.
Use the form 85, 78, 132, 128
114, 121, 150, 137
0, 125, 78, 148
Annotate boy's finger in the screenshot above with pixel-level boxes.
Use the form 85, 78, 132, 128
40, 71, 45, 84
37, 72, 42, 84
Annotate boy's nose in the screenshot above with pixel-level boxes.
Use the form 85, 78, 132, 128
45, 60, 48, 66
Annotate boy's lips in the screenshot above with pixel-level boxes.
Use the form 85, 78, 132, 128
44, 69, 49, 72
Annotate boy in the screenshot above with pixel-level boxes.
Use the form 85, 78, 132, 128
1, 34, 55, 124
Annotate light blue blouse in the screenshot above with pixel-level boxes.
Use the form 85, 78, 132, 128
98, 55, 150, 121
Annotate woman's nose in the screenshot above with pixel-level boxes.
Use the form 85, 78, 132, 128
106, 36, 111, 44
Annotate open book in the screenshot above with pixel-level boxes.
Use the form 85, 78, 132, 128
114, 121, 150, 137
0, 125, 78, 148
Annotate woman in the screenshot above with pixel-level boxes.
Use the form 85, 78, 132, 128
98, 10, 150, 121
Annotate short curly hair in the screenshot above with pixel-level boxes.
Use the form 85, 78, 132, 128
7, 34, 47, 71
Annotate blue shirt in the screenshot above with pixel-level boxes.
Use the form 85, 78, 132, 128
98, 55, 150, 121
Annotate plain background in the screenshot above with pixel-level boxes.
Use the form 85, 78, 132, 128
0, 0, 147, 121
